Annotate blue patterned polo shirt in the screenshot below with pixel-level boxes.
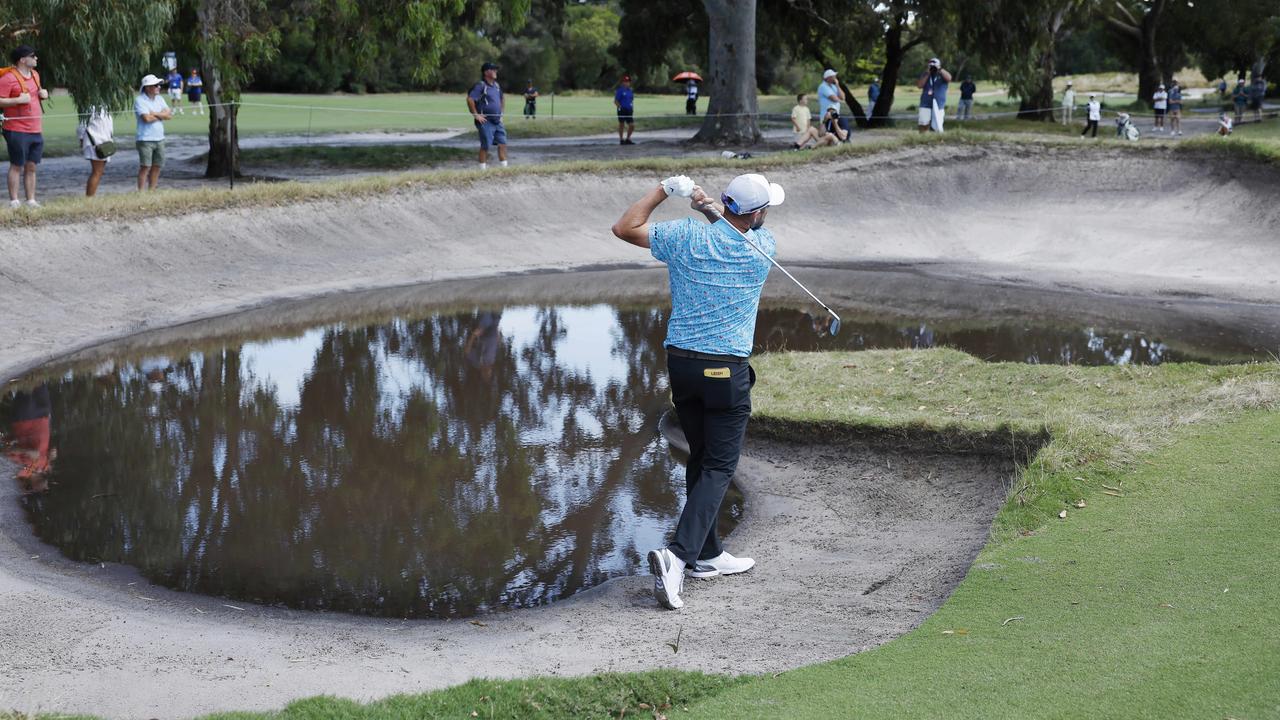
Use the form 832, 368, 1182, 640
649, 217, 775, 357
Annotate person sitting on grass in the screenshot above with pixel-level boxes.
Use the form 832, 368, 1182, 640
817, 107, 848, 145
790, 93, 820, 149
1218, 112, 1233, 136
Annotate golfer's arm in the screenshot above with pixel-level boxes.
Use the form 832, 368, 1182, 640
611, 186, 666, 249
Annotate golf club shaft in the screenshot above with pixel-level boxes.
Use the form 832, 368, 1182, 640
707, 209, 842, 323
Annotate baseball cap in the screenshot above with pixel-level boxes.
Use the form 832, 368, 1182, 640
928, 58, 941, 67
139, 74, 163, 89
481, 62, 499, 73
822, 69, 837, 79
1066, 80, 1073, 86
622, 74, 631, 82
10, 45, 36, 64
721, 173, 785, 215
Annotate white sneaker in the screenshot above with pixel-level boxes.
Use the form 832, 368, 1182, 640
647, 548, 685, 609
686, 551, 755, 578
24, 199, 40, 208
8, 199, 19, 209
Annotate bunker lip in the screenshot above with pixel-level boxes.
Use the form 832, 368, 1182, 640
1, 145, 1279, 717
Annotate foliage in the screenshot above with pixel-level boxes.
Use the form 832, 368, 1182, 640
560, 3, 621, 89
12, 0, 173, 113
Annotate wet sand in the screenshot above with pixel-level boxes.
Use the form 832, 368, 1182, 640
2, 144, 1278, 717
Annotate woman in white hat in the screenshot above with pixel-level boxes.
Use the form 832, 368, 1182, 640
134, 74, 172, 191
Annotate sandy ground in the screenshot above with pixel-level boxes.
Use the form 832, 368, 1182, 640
2, 144, 1279, 717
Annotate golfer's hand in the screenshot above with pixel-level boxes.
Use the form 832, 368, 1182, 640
690, 187, 717, 214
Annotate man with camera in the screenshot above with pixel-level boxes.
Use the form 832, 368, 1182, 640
817, 107, 848, 146
915, 58, 951, 133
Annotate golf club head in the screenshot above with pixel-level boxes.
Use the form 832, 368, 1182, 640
829, 316, 841, 337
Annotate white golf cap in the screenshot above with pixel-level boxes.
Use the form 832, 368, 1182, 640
722, 173, 785, 215
140, 73, 163, 89
1066, 80, 1073, 85
823, 69, 837, 79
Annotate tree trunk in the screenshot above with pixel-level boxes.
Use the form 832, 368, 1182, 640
203, 62, 240, 178
1018, 8, 1066, 121
868, 12, 915, 129
1136, 0, 1166, 106
692, 0, 760, 145
198, 2, 239, 178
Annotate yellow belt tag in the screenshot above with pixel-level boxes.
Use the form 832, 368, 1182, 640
704, 367, 731, 379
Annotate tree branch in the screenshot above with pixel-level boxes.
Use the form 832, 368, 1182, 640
1113, 0, 1140, 27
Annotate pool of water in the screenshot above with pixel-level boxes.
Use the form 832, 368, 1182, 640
4, 286, 1275, 618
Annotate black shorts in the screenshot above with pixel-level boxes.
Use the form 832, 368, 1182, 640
617, 108, 634, 124
2, 130, 43, 165
1153, 108, 1166, 116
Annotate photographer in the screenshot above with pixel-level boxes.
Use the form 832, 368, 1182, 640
915, 58, 951, 133
816, 107, 848, 146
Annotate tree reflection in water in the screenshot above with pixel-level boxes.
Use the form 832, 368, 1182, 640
19, 306, 690, 618
8, 302, 1245, 619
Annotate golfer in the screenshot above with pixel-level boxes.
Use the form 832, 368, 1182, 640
467, 62, 507, 170
611, 172, 785, 610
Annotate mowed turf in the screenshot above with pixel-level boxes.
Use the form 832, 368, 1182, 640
685, 409, 1280, 720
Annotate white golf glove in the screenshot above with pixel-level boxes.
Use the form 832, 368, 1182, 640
661, 175, 696, 198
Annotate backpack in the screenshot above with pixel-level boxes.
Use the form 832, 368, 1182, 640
0, 66, 41, 127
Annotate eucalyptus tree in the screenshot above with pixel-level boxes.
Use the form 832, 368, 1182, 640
692, 0, 762, 144
3, 1, 173, 113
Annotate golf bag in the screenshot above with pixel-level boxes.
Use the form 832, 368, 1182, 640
1115, 113, 1139, 141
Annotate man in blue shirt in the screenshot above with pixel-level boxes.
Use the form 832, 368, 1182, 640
615, 75, 635, 145
611, 172, 785, 610
915, 57, 951, 133
466, 62, 507, 170
134, 74, 172, 191
166, 68, 184, 115
817, 68, 843, 120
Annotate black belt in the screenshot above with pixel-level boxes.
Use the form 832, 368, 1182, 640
665, 346, 749, 363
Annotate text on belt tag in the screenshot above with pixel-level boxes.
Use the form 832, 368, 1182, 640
703, 367, 731, 379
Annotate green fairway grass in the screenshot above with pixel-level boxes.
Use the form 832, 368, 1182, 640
6, 91, 798, 160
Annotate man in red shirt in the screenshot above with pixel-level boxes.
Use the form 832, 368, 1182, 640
0, 45, 47, 209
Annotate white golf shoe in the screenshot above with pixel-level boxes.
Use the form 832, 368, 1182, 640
686, 551, 755, 579
647, 547, 685, 610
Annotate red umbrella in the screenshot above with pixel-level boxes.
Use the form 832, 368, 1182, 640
672, 71, 703, 83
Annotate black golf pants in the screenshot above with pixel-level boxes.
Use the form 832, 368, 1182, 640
665, 351, 755, 566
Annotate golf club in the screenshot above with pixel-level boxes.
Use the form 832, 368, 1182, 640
703, 206, 841, 336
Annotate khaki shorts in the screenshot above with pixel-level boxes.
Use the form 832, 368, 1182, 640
136, 140, 165, 167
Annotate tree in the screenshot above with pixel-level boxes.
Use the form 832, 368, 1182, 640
1185, 0, 1280, 83
693, 0, 761, 145
560, 4, 620, 89
961, 0, 1091, 121
1103, 0, 1185, 106
3, 1, 173, 114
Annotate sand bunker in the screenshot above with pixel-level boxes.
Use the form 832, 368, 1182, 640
2, 144, 1278, 717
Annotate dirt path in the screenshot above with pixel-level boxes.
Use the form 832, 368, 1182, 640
1, 144, 1278, 718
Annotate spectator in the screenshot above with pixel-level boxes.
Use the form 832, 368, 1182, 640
1167, 78, 1183, 136
958, 75, 976, 120
1217, 112, 1233, 136
915, 58, 951, 133
1080, 93, 1100, 138
817, 107, 848, 145
1232, 79, 1248, 123
686, 79, 699, 115
522, 79, 538, 120
868, 80, 880, 111
186, 68, 204, 115
615, 74, 635, 145
166, 68, 184, 115
1152, 84, 1167, 132
1217, 78, 1228, 98
1061, 81, 1076, 125
76, 106, 114, 197
817, 69, 844, 120
790, 93, 819, 149
466, 62, 507, 169
1, 45, 47, 209
1250, 76, 1265, 121
134, 74, 172, 191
